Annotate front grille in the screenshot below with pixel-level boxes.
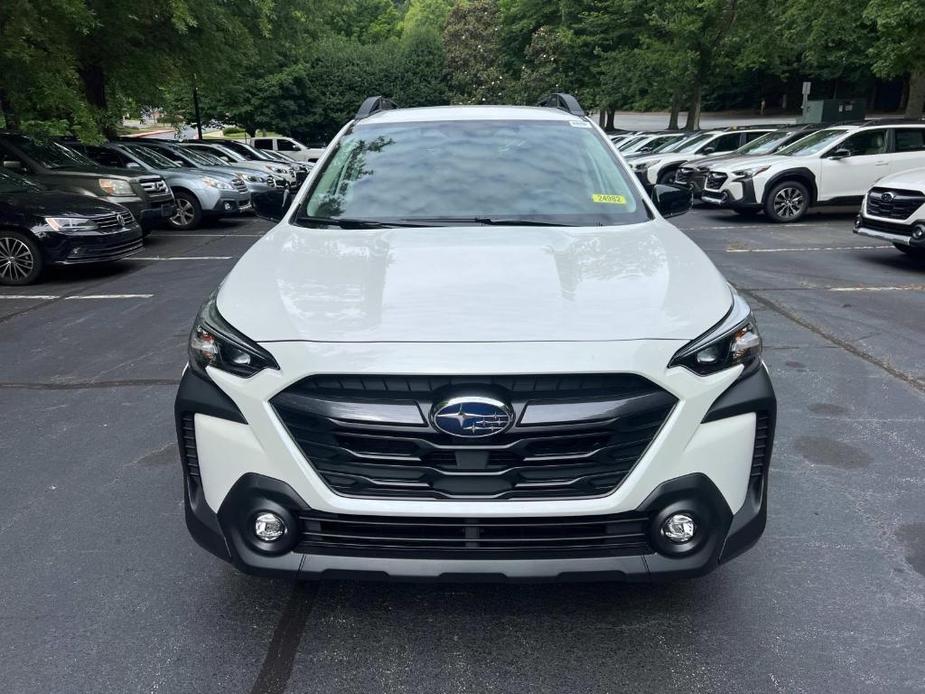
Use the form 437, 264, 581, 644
295, 510, 652, 559
139, 177, 169, 194
179, 413, 200, 482
705, 172, 728, 190
271, 374, 676, 500
751, 413, 771, 478
93, 211, 134, 230
865, 188, 925, 220
232, 177, 248, 194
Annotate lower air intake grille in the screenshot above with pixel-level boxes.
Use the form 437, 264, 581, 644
295, 510, 652, 559
751, 413, 771, 478
179, 413, 200, 482
271, 374, 676, 500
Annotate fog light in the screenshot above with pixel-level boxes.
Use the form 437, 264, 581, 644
661, 513, 696, 544
254, 512, 286, 542
913, 224, 925, 240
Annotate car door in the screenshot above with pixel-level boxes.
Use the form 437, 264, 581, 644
818, 129, 890, 200
888, 127, 925, 176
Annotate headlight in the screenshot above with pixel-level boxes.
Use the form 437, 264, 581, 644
270, 166, 287, 174
669, 291, 762, 376
731, 165, 771, 180
188, 290, 279, 378
44, 216, 99, 232
98, 178, 134, 196
202, 176, 234, 190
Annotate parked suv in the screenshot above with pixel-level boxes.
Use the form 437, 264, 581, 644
70, 142, 252, 230
181, 142, 297, 187
176, 94, 776, 582
122, 139, 276, 196
251, 135, 325, 163
675, 125, 824, 198
193, 138, 310, 187
0, 167, 142, 285
701, 122, 925, 222
629, 127, 778, 189
854, 167, 925, 257
0, 132, 175, 231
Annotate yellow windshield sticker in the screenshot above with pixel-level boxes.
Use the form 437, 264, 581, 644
592, 194, 626, 204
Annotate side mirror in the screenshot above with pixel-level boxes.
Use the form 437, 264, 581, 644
652, 184, 692, 218
829, 148, 851, 159
252, 188, 292, 223
702, 147, 716, 155
126, 162, 141, 169
2, 160, 23, 172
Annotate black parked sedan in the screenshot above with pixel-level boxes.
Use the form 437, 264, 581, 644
0, 168, 143, 285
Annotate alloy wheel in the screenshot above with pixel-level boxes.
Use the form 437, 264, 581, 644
0, 236, 35, 282
171, 198, 195, 227
773, 186, 805, 219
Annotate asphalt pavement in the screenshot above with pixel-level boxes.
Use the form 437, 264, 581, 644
1, 207, 923, 694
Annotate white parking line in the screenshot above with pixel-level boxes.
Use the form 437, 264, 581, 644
829, 285, 925, 293
133, 256, 233, 261
726, 245, 888, 253
0, 294, 153, 301
147, 233, 264, 238
687, 224, 811, 231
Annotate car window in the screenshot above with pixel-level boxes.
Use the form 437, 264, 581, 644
124, 144, 178, 168
743, 131, 769, 143
705, 133, 741, 153
778, 128, 851, 156
2, 135, 96, 169
253, 138, 272, 149
673, 133, 713, 153
277, 139, 299, 151
735, 130, 798, 155
83, 146, 128, 168
299, 119, 649, 227
837, 130, 887, 156
0, 166, 42, 193
893, 128, 925, 153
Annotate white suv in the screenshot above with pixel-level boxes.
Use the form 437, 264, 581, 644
629, 127, 777, 189
252, 136, 326, 163
702, 122, 925, 222
176, 95, 776, 582
854, 167, 925, 257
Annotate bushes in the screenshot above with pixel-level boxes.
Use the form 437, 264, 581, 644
223, 126, 245, 135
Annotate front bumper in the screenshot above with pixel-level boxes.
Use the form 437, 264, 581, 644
854, 215, 925, 248
40, 225, 144, 265
701, 179, 761, 210
175, 342, 776, 581
203, 190, 252, 216
124, 196, 177, 229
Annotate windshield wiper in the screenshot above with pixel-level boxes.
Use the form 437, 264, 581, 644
398, 216, 574, 227
297, 215, 429, 229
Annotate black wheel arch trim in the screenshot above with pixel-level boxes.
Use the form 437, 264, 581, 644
764, 168, 818, 205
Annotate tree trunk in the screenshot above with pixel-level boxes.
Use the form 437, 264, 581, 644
605, 109, 615, 131
905, 72, 925, 119
668, 92, 681, 130
79, 62, 119, 137
683, 82, 702, 130
0, 89, 19, 130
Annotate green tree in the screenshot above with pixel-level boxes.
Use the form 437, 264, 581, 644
864, 0, 925, 117
401, 0, 454, 34
444, 0, 511, 104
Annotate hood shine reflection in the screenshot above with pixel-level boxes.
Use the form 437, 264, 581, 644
218, 223, 731, 343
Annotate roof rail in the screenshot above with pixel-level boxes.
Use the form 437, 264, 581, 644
858, 117, 925, 127
537, 93, 585, 117
356, 96, 398, 121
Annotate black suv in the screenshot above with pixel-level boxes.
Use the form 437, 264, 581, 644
0, 133, 176, 231
0, 167, 143, 285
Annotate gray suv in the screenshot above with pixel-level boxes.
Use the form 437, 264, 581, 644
0, 132, 175, 231
70, 142, 252, 230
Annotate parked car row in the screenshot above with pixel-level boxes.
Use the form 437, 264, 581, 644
0, 131, 319, 284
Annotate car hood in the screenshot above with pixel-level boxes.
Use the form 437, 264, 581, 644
709, 154, 790, 173
42, 166, 140, 180
0, 190, 127, 216
874, 166, 925, 189
217, 222, 732, 343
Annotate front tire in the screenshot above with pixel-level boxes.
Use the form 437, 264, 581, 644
894, 243, 925, 258
764, 181, 809, 223
169, 191, 203, 230
0, 230, 44, 285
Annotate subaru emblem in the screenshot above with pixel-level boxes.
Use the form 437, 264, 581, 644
881, 191, 895, 202
431, 396, 513, 438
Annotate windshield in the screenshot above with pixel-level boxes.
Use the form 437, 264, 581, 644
124, 144, 178, 169
0, 166, 42, 193
298, 119, 649, 227
656, 134, 705, 153
618, 136, 646, 151
734, 130, 798, 155
168, 146, 213, 167
201, 144, 243, 162
675, 133, 715, 153
8, 135, 97, 169
777, 129, 850, 156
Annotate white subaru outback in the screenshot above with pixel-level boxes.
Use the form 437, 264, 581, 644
176, 94, 776, 582
702, 122, 925, 222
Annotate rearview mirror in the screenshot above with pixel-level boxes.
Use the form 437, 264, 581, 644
252, 188, 292, 223
652, 184, 692, 218
829, 148, 851, 159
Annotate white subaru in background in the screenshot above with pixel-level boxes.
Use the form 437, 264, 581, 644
855, 167, 925, 258
702, 122, 925, 222
175, 95, 776, 582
